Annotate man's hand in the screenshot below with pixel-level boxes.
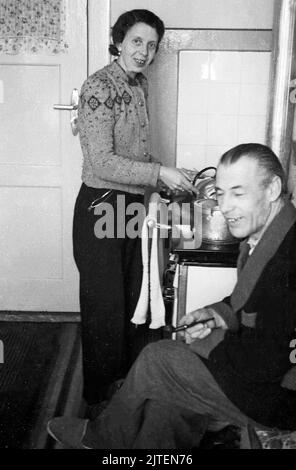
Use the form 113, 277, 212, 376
178, 308, 216, 343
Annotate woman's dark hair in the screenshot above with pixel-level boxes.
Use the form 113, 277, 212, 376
109, 9, 165, 56
219, 143, 287, 196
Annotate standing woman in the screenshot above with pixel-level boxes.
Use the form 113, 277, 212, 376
74, 9, 195, 407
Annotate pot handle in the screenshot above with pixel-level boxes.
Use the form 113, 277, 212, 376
193, 166, 216, 186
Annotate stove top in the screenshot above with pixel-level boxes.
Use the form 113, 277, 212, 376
172, 241, 239, 267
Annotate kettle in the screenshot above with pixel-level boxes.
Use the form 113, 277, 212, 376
168, 167, 237, 247
192, 167, 237, 246
192, 166, 217, 199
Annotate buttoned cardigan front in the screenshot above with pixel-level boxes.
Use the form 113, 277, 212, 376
78, 60, 161, 194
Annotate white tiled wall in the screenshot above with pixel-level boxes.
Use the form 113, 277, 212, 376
176, 51, 271, 169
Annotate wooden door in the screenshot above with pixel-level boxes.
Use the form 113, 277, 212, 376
0, 0, 87, 312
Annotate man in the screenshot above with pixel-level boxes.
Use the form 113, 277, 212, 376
48, 143, 296, 449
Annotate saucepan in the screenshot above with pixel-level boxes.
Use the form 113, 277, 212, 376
168, 167, 237, 246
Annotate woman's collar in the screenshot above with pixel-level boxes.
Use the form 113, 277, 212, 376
111, 60, 144, 86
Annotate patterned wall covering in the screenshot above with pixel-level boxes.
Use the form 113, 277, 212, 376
0, 0, 68, 54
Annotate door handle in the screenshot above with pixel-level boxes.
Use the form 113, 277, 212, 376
53, 89, 79, 136
53, 104, 77, 111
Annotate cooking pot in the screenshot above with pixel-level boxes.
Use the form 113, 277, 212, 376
194, 198, 237, 245
169, 167, 237, 246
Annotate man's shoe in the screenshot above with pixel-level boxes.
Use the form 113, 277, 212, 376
47, 417, 91, 449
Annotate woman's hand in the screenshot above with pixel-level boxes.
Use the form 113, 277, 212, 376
178, 308, 216, 343
159, 166, 197, 193
180, 168, 198, 182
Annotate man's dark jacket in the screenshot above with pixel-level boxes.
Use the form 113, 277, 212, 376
191, 201, 296, 429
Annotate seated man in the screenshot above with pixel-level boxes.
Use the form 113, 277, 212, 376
48, 143, 296, 449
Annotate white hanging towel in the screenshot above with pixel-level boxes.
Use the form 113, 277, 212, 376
131, 193, 166, 329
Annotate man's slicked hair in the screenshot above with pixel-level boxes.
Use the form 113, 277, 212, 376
218, 143, 287, 196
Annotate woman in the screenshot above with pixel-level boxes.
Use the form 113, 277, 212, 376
74, 9, 195, 407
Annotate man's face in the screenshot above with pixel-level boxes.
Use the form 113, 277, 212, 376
215, 157, 273, 239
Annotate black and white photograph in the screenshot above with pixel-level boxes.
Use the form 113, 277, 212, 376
1, 0, 296, 454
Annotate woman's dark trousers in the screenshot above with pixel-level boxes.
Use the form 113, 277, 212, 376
73, 184, 157, 405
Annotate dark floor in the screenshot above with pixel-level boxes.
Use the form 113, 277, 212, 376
0, 322, 80, 449
0, 321, 243, 450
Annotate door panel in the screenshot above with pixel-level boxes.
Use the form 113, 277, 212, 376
0, 65, 60, 165
0, 0, 87, 311
0, 187, 62, 279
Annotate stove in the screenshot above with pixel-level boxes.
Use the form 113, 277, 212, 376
172, 242, 239, 267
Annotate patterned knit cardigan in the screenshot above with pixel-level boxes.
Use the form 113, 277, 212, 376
78, 60, 161, 194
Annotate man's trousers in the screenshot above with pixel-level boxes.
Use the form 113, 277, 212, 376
84, 339, 250, 449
